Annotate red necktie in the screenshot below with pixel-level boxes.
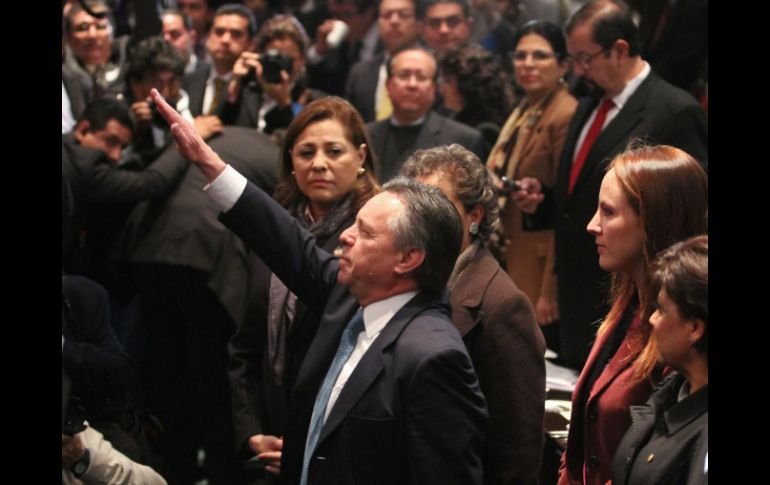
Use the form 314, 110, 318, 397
568, 98, 615, 194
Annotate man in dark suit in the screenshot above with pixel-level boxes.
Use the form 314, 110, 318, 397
306, 0, 381, 96
150, 86, 488, 485
112, 126, 280, 485
344, 0, 420, 122
516, 0, 707, 371
366, 46, 487, 182
61, 98, 189, 280
183, 4, 257, 138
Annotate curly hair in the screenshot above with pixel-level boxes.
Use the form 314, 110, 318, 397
438, 43, 514, 128
400, 144, 498, 243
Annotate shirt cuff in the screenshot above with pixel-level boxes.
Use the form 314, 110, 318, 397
204, 164, 248, 212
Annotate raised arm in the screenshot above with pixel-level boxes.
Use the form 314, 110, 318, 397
150, 88, 227, 182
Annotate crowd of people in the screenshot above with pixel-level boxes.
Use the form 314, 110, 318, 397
62, 0, 708, 484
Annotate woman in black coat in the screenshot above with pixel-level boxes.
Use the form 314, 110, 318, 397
612, 235, 708, 485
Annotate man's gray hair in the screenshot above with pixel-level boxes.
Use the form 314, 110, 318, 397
382, 176, 463, 295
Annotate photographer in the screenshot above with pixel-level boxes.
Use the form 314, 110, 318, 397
119, 35, 195, 169
222, 15, 326, 139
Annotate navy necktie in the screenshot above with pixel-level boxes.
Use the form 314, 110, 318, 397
300, 308, 365, 485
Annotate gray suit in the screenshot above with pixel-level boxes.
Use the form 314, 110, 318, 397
344, 54, 385, 123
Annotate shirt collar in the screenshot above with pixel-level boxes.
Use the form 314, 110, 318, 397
390, 114, 426, 127
362, 290, 418, 339
609, 61, 650, 111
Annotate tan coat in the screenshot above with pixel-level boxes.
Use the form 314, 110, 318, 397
487, 86, 577, 307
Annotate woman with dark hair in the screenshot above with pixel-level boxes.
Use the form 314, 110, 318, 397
558, 144, 708, 485
437, 43, 515, 140
612, 235, 708, 485
486, 20, 577, 346
228, 96, 379, 481
401, 144, 546, 485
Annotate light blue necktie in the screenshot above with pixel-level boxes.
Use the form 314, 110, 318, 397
300, 308, 365, 485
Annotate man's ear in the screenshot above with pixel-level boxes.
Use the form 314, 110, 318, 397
73, 120, 91, 143
690, 318, 706, 346
613, 39, 630, 59
394, 248, 425, 276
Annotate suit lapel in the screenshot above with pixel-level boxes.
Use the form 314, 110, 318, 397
316, 292, 435, 444
570, 74, 658, 195
415, 111, 443, 150
450, 248, 497, 337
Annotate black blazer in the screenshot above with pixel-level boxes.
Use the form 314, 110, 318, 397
220, 182, 488, 485
612, 373, 708, 485
552, 71, 708, 368
114, 127, 280, 325
367, 110, 489, 182
228, 210, 354, 458
61, 133, 189, 277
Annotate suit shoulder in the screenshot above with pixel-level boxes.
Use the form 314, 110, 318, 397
644, 74, 702, 110
397, 308, 467, 355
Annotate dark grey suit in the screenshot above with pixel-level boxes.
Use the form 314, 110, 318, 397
344, 54, 385, 123
113, 127, 280, 484
553, 70, 708, 370
367, 110, 489, 182
220, 181, 488, 485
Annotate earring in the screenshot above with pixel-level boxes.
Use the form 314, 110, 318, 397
469, 222, 479, 235
291, 170, 296, 175
357, 167, 365, 175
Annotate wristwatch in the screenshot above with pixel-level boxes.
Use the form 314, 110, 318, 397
71, 448, 91, 478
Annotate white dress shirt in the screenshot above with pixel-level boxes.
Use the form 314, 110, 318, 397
323, 291, 418, 421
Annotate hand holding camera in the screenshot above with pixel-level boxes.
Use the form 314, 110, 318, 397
238, 50, 293, 85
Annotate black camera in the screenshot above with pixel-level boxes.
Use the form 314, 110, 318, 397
245, 49, 293, 84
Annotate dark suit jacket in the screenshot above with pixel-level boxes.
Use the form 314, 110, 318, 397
183, 62, 229, 118
451, 246, 545, 485
612, 373, 708, 485
183, 62, 209, 117
220, 182, 488, 485
553, 71, 708, 369
306, 38, 383, 97
367, 110, 489, 182
114, 127, 280, 325
638, 0, 708, 94
61, 133, 189, 277
63, 64, 88, 124
228, 211, 355, 458
344, 54, 385, 123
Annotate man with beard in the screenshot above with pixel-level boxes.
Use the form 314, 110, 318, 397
514, 0, 707, 371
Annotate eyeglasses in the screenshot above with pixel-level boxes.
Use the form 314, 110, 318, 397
391, 70, 433, 84
512, 50, 557, 63
425, 14, 464, 30
567, 48, 607, 69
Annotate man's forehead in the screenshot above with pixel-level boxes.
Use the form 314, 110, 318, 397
425, 2, 465, 18
393, 50, 434, 70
